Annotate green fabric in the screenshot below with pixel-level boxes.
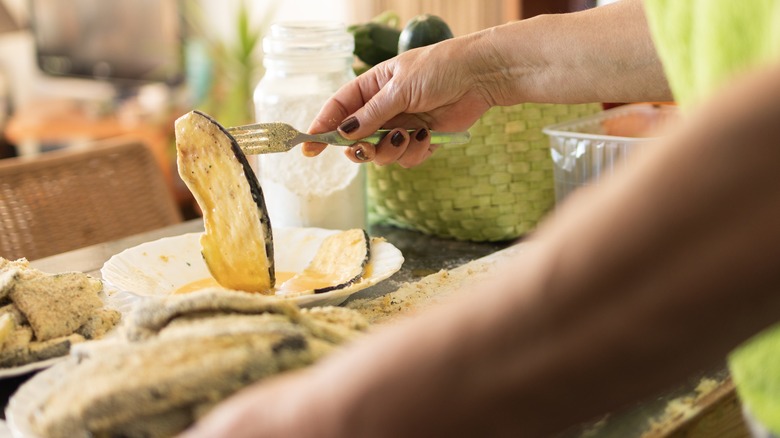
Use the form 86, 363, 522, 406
644, 0, 780, 108
644, 0, 780, 433
730, 324, 780, 434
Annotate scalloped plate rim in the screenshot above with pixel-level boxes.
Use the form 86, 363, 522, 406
100, 227, 404, 308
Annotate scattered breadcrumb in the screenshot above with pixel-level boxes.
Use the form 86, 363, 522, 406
641, 377, 722, 436
347, 246, 522, 324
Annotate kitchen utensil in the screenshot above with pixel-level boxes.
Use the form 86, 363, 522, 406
543, 103, 678, 204
226, 122, 471, 154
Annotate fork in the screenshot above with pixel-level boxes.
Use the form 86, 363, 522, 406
225, 122, 471, 155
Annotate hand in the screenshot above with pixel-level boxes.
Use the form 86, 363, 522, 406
301, 0, 671, 168
303, 36, 495, 168
178, 369, 341, 438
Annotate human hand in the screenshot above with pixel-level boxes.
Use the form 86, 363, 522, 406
303, 36, 495, 168
178, 368, 343, 438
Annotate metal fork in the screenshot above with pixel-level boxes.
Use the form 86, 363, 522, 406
225, 122, 471, 155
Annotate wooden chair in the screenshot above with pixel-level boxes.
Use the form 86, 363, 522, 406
0, 138, 182, 260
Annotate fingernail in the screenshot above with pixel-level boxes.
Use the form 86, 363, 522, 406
415, 128, 429, 141
354, 146, 368, 161
390, 130, 404, 147
339, 116, 360, 134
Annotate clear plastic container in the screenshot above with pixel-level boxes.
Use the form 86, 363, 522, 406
543, 103, 678, 203
253, 22, 365, 230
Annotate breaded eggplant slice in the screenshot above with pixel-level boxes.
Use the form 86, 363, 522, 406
10, 272, 103, 342
0, 267, 19, 302
125, 289, 300, 341
280, 229, 370, 294
33, 320, 336, 438
0, 333, 83, 368
0, 313, 15, 347
175, 111, 275, 294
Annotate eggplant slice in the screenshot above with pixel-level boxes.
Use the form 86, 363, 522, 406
31, 290, 370, 438
175, 111, 275, 293
280, 229, 370, 294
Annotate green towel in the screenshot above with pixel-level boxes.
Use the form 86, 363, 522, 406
645, 0, 780, 432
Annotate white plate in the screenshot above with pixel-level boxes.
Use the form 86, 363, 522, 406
101, 227, 404, 307
5, 356, 74, 438
0, 287, 138, 379
0, 420, 11, 438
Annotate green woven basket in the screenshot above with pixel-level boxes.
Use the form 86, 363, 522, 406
367, 102, 602, 241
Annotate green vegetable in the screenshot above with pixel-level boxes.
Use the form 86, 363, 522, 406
397, 14, 454, 53
349, 12, 402, 67
349, 22, 401, 66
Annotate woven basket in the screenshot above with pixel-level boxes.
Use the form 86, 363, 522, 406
367, 102, 602, 241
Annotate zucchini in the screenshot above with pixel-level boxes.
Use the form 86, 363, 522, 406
279, 229, 370, 295
349, 21, 401, 67
175, 111, 275, 293
397, 14, 454, 53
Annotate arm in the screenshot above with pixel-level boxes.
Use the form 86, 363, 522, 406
484, 0, 670, 104
304, 0, 671, 166
184, 62, 780, 438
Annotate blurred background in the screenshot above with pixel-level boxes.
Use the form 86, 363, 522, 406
0, 0, 599, 216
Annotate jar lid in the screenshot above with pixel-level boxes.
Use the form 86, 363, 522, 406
263, 21, 354, 60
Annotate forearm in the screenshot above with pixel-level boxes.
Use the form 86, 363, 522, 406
325, 64, 780, 436
462, 0, 671, 105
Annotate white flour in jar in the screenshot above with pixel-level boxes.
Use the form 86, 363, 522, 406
255, 142, 365, 230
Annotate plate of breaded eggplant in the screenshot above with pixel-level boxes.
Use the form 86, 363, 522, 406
8, 289, 370, 438
0, 257, 136, 378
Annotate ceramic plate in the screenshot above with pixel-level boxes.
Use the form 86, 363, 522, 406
101, 227, 404, 307
0, 286, 138, 379
5, 355, 76, 438
0, 419, 11, 438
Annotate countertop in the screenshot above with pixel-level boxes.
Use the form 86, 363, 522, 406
0, 220, 747, 437
0, 219, 511, 421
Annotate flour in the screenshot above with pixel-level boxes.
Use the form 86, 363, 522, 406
256, 151, 366, 230
259, 144, 360, 197
253, 90, 365, 230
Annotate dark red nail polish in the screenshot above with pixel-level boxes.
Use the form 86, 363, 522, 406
390, 130, 404, 147
415, 128, 429, 141
339, 116, 360, 134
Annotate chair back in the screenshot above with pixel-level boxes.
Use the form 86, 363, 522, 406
0, 138, 182, 260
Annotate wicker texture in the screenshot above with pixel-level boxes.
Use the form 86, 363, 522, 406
0, 139, 182, 260
368, 102, 602, 241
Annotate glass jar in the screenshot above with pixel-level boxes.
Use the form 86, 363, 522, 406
253, 22, 365, 230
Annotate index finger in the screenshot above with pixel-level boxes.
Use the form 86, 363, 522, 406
302, 98, 350, 157
303, 69, 393, 156
303, 77, 378, 156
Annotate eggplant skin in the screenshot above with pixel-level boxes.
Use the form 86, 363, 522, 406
175, 110, 275, 293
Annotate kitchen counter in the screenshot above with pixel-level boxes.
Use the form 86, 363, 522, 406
0, 219, 511, 421
0, 220, 748, 436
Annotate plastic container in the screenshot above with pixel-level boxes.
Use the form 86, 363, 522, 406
543, 103, 678, 203
253, 22, 366, 230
